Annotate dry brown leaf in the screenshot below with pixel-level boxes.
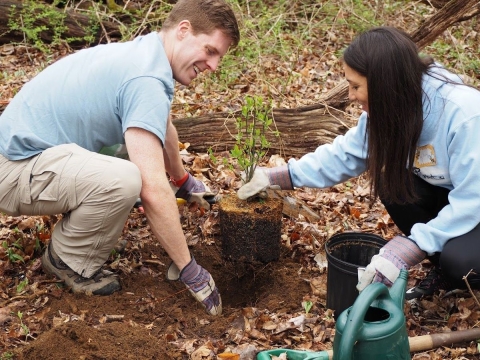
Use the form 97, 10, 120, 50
191, 345, 214, 360
217, 353, 240, 360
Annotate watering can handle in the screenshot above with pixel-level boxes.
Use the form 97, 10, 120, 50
335, 282, 391, 360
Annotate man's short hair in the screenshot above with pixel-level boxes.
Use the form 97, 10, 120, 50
162, 0, 240, 48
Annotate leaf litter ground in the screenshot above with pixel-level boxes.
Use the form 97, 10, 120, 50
2, 158, 480, 359
1, 5, 480, 357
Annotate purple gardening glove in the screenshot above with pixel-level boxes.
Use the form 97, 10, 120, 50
237, 165, 293, 200
166, 257, 222, 316
357, 235, 426, 292
170, 172, 213, 210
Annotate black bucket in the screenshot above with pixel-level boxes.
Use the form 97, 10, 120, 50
325, 232, 387, 318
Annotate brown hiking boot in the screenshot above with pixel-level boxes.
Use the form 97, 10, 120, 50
42, 244, 121, 296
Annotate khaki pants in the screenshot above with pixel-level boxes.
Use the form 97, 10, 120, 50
0, 144, 142, 277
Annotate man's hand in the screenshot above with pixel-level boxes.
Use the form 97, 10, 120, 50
170, 172, 213, 210
237, 165, 293, 200
357, 235, 426, 292
167, 257, 222, 316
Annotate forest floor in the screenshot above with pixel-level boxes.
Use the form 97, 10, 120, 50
2, 162, 480, 360
1, 0, 480, 359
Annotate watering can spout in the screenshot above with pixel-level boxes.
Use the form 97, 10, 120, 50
389, 269, 408, 309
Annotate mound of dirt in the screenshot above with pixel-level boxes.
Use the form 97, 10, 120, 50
11, 210, 320, 360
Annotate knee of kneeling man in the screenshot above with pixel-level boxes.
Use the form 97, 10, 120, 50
111, 161, 142, 198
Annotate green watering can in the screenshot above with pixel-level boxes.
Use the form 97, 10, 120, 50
256, 348, 331, 359
256, 270, 409, 360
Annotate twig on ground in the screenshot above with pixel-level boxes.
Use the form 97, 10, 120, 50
463, 269, 480, 308
93, 6, 112, 44
408, 317, 437, 332
0, 289, 49, 307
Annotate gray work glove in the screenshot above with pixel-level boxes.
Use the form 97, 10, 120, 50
170, 172, 213, 210
167, 257, 222, 316
357, 235, 426, 292
237, 165, 293, 200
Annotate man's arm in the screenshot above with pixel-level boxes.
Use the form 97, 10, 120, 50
125, 127, 222, 315
125, 127, 190, 269
162, 116, 186, 181
161, 116, 213, 209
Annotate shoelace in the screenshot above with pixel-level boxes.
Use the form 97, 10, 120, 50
74, 268, 106, 283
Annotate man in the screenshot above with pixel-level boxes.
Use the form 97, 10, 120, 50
0, 0, 240, 316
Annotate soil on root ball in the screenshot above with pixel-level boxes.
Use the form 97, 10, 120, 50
219, 195, 283, 263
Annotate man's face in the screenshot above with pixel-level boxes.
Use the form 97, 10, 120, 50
171, 22, 232, 86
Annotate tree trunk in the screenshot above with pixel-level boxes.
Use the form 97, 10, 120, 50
419, 0, 480, 21
175, 104, 355, 159
175, 80, 354, 159
0, 0, 122, 47
411, 0, 480, 50
175, 0, 479, 157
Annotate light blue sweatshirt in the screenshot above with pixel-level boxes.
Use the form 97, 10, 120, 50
0, 32, 174, 160
288, 66, 480, 254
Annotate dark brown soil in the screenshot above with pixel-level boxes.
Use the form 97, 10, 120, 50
8, 208, 318, 360
4, 186, 480, 360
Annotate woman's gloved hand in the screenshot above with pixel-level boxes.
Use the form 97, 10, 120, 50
357, 235, 426, 292
237, 165, 293, 200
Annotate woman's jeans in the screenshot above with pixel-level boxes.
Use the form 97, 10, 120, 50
381, 175, 480, 289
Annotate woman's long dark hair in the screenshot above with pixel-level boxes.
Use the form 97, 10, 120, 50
343, 27, 434, 204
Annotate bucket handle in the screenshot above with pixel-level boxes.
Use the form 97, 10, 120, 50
335, 282, 391, 360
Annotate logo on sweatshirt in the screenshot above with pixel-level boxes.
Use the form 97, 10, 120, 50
414, 144, 436, 168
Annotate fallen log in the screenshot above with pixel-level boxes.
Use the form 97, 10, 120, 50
175, 101, 355, 159
419, 0, 480, 21
174, 0, 479, 157
0, 0, 122, 47
410, 0, 480, 50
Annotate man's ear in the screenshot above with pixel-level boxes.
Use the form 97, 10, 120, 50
176, 20, 192, 40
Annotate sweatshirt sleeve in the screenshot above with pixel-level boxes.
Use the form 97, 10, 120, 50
410, 114, 480, 254
288, 112, 368, 188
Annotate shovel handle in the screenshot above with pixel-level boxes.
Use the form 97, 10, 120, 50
409, 327, 480, 352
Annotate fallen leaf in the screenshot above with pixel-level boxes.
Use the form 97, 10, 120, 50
191, 345, 214, 360
217, 353, 239, 360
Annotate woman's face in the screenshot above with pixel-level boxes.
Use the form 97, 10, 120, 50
343, 63, 369, 113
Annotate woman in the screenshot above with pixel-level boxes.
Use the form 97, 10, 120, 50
238, 26, 480, 299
